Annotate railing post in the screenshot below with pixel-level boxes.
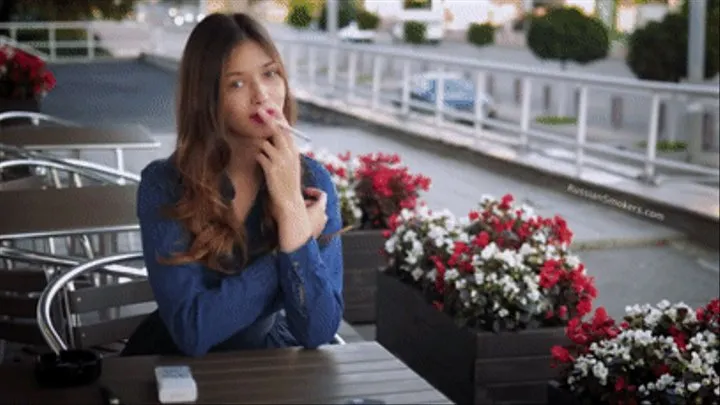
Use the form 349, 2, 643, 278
371, 54, 383, 110
643, 93, 661, 183
49, 23, 57, 61
575, 86, 589, 177
474, 71, 487, 136
347, 50, 357, 102
86, 22, 95, 60
401, 59, 411, 115
328, 46, 337, 95
289, 45, 298, 85
308, 46, 316, 91
519, 77, 532, 150
434, 65, 445, 127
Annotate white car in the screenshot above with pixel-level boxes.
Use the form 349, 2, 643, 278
338, 21, 376, 43
391, 20, 444, 44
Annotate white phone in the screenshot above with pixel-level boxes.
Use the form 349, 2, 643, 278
154, 365, 198, 404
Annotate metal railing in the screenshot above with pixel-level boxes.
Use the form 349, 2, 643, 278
0, 21, 150, 62
275, 38, 720, 185
2, 20, 718, 184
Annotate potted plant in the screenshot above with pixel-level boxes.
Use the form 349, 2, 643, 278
549, 298, 720, 405
377, 193, 597, 404
0, 45, 57, 188
307, 149, 431, 324
0, 45, 56, 115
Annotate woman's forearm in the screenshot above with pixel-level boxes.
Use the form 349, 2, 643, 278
275, 197, 313, 253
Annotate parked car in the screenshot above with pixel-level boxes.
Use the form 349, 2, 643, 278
394, 71, 498, 123
338, 21, 376, 43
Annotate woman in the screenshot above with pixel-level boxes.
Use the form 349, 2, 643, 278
122, 13, 344, 357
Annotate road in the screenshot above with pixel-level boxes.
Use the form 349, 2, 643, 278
42, 59, 719, 322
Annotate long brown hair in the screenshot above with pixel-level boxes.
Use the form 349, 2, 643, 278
162, 13, 298, 274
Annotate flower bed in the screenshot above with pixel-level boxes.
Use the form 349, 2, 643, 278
550, 299, 719, 404
307, 149, 431, 323
377, 194, 597, 404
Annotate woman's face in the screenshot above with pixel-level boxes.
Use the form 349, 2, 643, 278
222, 40, 286, 138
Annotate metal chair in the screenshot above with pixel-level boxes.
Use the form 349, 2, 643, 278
0, 111, 79, 128
37, 253, 345, 355
0, 143, 140, 185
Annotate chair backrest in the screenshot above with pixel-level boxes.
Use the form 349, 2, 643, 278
65, 278, 156, 350
0, 111, 79, 128
37, 252, 347, 354
37, 252, 155, 354
0, 268, 50, 346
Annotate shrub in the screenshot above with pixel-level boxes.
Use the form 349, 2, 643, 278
627, 4, 719, 82
527, 7, 609, 69
403, 20, 427, 44
467, 22, 495, 47
286, 3, 312, 29
356, 9, 380, 30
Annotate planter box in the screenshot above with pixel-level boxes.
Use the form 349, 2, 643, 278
0, 97, 40, 127
547, 380, 583, 405
376, 271, 569, 405
341, 229, 387, 324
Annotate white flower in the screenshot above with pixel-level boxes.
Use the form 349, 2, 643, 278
592, 362, 608, 384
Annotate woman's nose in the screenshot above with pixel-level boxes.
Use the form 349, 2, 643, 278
251, 83, 269, 105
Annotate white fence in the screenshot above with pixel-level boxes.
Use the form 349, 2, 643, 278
1, 20, 718, 185
0, 21, 153, 62
275, 38, 720, 184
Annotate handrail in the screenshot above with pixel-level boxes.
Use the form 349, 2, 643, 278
0, 35, 49, 60
277, 37, 719, 97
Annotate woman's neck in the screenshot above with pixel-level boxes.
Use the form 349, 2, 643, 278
226, 136, 264, 187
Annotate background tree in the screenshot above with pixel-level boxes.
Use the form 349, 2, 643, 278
318, 0, 357, 31
527, 6, 610, 70
7, 0, 136, 21
626, 0, 719, 82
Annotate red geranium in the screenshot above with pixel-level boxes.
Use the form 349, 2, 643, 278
552, 299, 720, 404
0, 45, 56, 100
354, 152, 431, 229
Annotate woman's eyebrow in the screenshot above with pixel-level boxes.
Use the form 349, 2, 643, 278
226, 61, 278, 77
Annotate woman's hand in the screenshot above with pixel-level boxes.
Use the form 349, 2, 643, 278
255, 106, 312, 252
256, 106, 304, 213
304, 187, 328, 238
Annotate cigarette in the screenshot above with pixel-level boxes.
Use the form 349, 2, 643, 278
278, 122, 311, 142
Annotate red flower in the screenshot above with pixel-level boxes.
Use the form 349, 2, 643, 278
551, 345, 574, 363
0, 45, 56, 100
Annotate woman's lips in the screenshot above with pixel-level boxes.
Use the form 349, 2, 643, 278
250, 108, 277, 124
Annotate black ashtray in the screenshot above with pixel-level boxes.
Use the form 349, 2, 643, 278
34, 349, 102, 388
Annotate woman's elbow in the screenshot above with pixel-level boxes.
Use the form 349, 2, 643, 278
303, 299, 343, 349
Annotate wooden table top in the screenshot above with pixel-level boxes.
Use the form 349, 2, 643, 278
0, 342, 452, 404
0, 124, 159, 150
0, 185, 139, 240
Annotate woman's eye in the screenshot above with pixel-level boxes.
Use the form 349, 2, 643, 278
264, 70, 278, 78
231, 80, 244, 88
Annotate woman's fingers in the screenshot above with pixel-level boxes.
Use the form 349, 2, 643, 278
259, 138, 277, 161
256, 147, 272, 170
